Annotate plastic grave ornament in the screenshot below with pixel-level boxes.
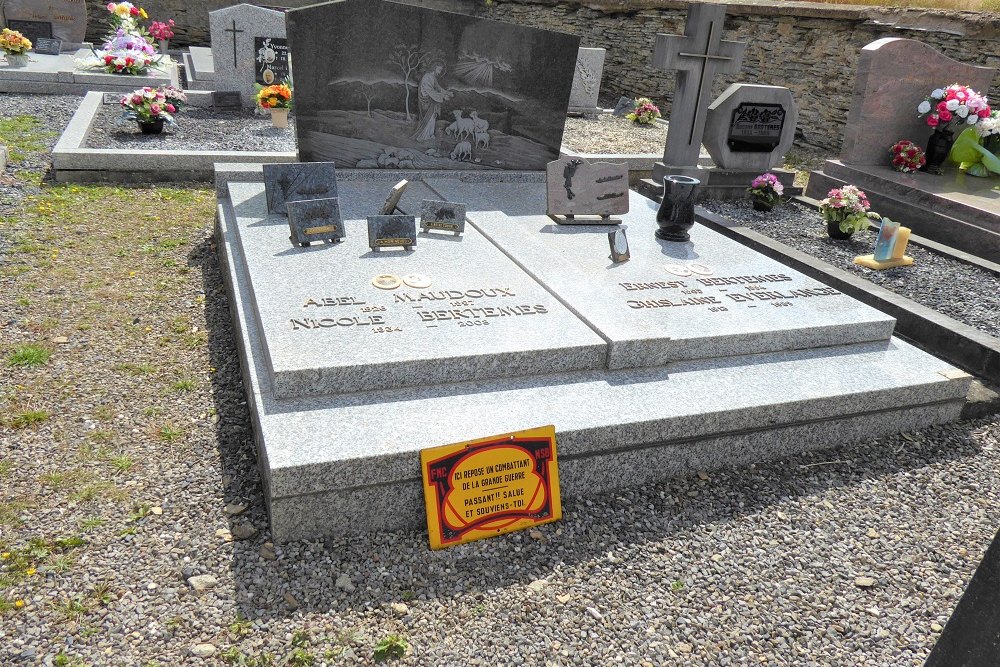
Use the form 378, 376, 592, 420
854, 217, 914, 269
546, 157, 628, 224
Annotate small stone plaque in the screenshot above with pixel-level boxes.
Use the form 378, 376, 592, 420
727, 102, 786, 153
287, 197, 345, 247
381, 180, 408, 215
32, 37, 62, 55
419, 200, 466, 236
254, 36, 290, 86
212, 91, 244, 112
608, 228, 630, 263
263, 162, 338, 215
612, 96, 635, 117
546, 157, 628, 223
367, 215, 417, 251
7, 20, 53, 46
102, 92, 122, 105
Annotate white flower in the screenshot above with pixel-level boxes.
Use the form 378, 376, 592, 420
917, 100, 932, 114
931, 88, 945, 99
967, 115, 979, 124
956, 105, 969, 118
946, 99, 959, 111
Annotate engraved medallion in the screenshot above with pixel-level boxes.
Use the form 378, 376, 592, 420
402, 273, 431, 289
688, 263, 714, 275
372, 274, 402, 290
663, 264, 693, 277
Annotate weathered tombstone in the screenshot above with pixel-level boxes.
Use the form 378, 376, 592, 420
2, 0, 87, 45
262, 162, 338, 215
546, 157, 628, 224
568, 47, 605, 116
287, 0, 580, 170
287, 197, 345, 247
840, 38, 994, 166
209, 4, 287, 107
702, 84, 798, 171
651, 3, 745, 181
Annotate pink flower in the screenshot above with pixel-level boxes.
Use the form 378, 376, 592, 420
927, 114, 940, 127
937, 101, 949, 113
939, 110, 953, 122
165, 103, 176, 113
150, 104, 160, 115
979, 108, 991, 118
131, 94, 142, 104
107, 2, 115, 10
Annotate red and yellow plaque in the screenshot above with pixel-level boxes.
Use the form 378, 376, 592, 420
421, 426, 562, 550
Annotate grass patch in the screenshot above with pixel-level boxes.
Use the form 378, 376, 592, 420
158, 424, 183, 442
170, 378, 197, 393
7, 344, 51, 367
373, 635, 408, 662
10, 409, 49, 429
109, 454, 135, 474
0, 115, 55, 162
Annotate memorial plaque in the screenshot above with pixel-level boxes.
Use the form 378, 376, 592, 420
368, 215, 416, 251
32, 37, 62, 55
727, 102, 786, 153
7, 20, 52, 46
212, 91, 243, 112
380, 180, 409, 215
254, 36, 290, 86
287, 197, 345, 247
419, 200, 466, 235
421, 426, 562, 550
608, 228, 630, 263
546, 157, 628, 224
102, 92, 122, 105
263, 162, 338, 215
3, 0, 87, 44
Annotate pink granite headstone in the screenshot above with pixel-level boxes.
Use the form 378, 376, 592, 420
841, 38, 995, 166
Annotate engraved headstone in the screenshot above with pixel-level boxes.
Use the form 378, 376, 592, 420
702, 84, 798, 171
254, 36, 289, 86
2, 0, 86, 45
651, 3, 746, 181
568, 47, 605, 115
209, 4, 287, 107
287, 0, 580, 170
419, 200, 466, 235
368, 214, 417, 251
287, 197, 345, 247
546, 157, 628, 224
263, 162, 338, 215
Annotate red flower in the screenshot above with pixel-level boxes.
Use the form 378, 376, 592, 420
979, 108, 991, 118
165, 103, 176, 113
104, 55, 114, 64
939, 110, 953, 122
927, 114, 940, 127
130, 6, 139, 15
937, 101, 949, 113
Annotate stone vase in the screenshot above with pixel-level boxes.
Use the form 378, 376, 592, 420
158, 39, 169, 53
138, 118, 164, 135
270, 108, 289, 128
655, 175, 700, 242
4, 52, 28, 67
921, 127, 954, 175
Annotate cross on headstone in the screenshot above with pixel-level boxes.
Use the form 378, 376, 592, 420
225, 19, 244, 68
651, 4, 746, 177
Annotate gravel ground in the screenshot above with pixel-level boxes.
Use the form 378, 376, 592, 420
85, 105, 297, 151
2, 93, 1000, 666
562, 114, 667, 154
700, 199, 1000, 339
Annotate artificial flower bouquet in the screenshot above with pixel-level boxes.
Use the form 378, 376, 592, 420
78, 2, 165, 75
626, 97, 661, 125
256, 83, 293, 110
746, 173, 784, 209
106, 2, 149, 33
888, 140, 926, 173
119, 86, 184, 125
0, 28, 32, 55
818, 185, 880, 236
917, 84, 991, 132
149, 19, 175, 42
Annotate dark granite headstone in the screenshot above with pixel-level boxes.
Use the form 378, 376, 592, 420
287, 0, 580, 171
7, 20, 52, 46
368, 215, 416, 251
419, 199, 466, 235
287, 197, 345, 247
254, 37, 290, 86
32, 37, 62, 55
612, 96, 634, 117
263, 162, 339, 215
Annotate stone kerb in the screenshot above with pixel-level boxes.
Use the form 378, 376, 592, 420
703, 83, 798, 172
841, 38, 996, 166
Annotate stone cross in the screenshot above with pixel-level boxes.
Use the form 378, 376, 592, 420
224, 19, 244, 68
651, 4, 745, 178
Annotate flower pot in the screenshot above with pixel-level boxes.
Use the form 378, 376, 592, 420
158, 39, 169, 53
138, 119, 164, 135
826, 219, 853, 240
4, 53, 28, 67
655, 175, 700, 242
751, 197, 774, 212
270, 108, 289, 128
921, 127, 954, 175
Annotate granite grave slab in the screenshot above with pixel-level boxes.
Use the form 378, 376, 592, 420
209, 3, 287, 107
287, 0, 580, 170
568, 47, 605, 115
0, 49, 178, 95
2, 0, 87, 45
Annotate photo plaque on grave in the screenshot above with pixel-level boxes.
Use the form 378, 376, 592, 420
608, 228, 630, 263
368, 215, 416, 251
287, 197, 344, 247
7, 20, 53, 46
381, 180, 408, 215
32, 37, 62, 55
727, 103, 786, 153
419, 200, 466, 236
254, 37, 290, 86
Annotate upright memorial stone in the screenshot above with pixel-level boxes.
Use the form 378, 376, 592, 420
651, 3, 745, 182
2, 0, 87, 45
287, 0, 580, 170
568, 47, 605, 117
702, 83, 798, 172
209, 4, 287, 107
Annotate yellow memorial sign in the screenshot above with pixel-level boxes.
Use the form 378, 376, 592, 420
421, 426, 562, 550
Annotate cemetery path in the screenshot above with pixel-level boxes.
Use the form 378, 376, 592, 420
0, 93, 999, 666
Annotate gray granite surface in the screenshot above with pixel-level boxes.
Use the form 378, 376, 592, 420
263, 162, 337, 215
209, 3, 286, 107
0, 49, 177, 94
703, 83, 798, 171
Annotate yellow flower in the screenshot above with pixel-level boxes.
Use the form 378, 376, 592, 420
25, 568, 36, 576
1, 552, 10, 559
140, 8, 148, 18
14, 599, 24, 608
115, 5, 131, 17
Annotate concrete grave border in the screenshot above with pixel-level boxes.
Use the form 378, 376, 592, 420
52, 91, 298, 183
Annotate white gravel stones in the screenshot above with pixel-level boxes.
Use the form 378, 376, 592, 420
189, 643, 217, 657
187, 575, 219, 592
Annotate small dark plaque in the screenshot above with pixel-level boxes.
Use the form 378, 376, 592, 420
368, 215, 417, 252
287, 197, 345, 247
32, 37, 62, 55
263, 162, 339, 215
608, 228, 630, 263
612, 96, 635, 117
419, 199, 466, 236
212, 91, 244, 112
727, 102, 785, 153
254, 37, 290, 86
7, 20, 53, 47
380, 180, 408, 215
102, 92, 123, 105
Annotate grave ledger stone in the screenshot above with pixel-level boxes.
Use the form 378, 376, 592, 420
287, 0, 580, 171
209, 4, 287, 107
2, 0, 87, 45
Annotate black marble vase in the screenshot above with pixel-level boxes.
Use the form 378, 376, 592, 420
921, 127, 954, 174
656, 175, 700, 242
138, 119, 164, 135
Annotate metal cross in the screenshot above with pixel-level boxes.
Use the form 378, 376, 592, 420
224, 19, 244, 68
651, 4, 746, 169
